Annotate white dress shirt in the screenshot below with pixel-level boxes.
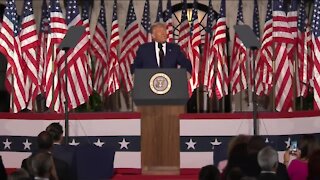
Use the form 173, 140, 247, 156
155, 42, 166, 67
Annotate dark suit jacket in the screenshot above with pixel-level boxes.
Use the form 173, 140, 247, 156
51, 144, 75, 167
51, 144, 76, 180
257, 172, 281, 180
132, 42, 192, 73
276, 162, 289, 180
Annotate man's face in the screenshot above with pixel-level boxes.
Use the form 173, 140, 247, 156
152, 26, 167, 43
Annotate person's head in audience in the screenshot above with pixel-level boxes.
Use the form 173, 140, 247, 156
224, 143, 248, 179
227, 135, 251, 157
257, 146, 278, 172
8, 168, 30, 180
226, 167, 243, 180
198, 164, 220, 180
31, 152, 54, 179
307, 149, 320, 180
244, 135, 267, 177
247, 135, 266, 155
46, 122, 64, 144
299, 134, 319, 160
37, 131, 53, 151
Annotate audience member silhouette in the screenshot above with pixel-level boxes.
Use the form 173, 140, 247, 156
225, 167, 244, 180
221, 143, 248, 180
21, 131, 69, 180
7, 168, 30, 180
257, 146, 281, 180
0, 155, 7, 180
198, 164, 220, 180
46, 122, 76, 179
307, 149, 320, 180
244, 135, 266, 177
284, 134, 320, 180
218, 134, 251, 172
46, 123, 75, 167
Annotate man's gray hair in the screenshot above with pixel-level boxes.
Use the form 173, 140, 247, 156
257, 146, 279, 171
151, 22, 166, 33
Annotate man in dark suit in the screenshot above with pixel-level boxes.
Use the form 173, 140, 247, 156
46, 123, 75, 167
257, 146, 281, 180
46, 123, 76, 179
132, 22, 192, 75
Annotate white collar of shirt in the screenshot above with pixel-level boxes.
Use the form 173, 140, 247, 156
34, 177, 50, 180
155, 42, 166, 67
261, 171, 276, 174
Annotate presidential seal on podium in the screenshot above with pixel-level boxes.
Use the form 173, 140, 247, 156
149, 73, 171, 95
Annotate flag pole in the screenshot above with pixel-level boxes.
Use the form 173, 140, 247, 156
293, 53, 298, 111
272, 57, 276, 112
10, 71, 14, 113
294, 51, 298, 110
196, 87, 200, 113
63, 48, 70, 144
50, 46, 55, 112
252, 48, 259, 135
239, 66, 243, 111
86, 53, 92, 111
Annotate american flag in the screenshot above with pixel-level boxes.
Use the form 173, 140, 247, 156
312, 0, 320, 110
140, 0, 151, 43
64, 0, 91, 110
107, 0, 120, 96
119, 0, 141, 92
287, 0, 299, 98
164, 0, 173, 43
273, 0, 294, 112
91, 0, 108, 97
45, 0, 67, 112
297, 0, 311, 97
155, 0, 163, 22
249, 0, 260, 92
188, 0, 201, 93
178, 0, 190, 56
0, 0, 26, 113
255, 0, 273, 96
202, 0, 216, 93
212, 0, 228, 99
230, 0, 247, 95
287, 0, 298, 57
38, 0, 49, 94
81, 0, 93, 95
20, 0, 39, 111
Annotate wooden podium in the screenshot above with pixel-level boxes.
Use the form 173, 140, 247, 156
133, 69, 189, 175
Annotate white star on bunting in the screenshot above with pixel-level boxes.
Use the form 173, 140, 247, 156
94, 139, 105, 147
118, 138, 130, 150
3, 139, 12, 150
210, 138, 222, 149
69, 139, 80, 146
23, 139, 32, 150
265, 138, 269, 143
185, 138, 196, 150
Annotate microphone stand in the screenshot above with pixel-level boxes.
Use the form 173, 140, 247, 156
63, 47, 70, 144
